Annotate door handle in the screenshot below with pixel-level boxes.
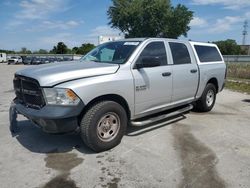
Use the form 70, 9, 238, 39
162, 72, 171, 77
190, 69, 198, 73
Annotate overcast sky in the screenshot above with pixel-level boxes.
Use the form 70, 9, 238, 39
0, 0, 249, 51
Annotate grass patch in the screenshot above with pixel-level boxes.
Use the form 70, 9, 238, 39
226, 62, 250, 94
227, 77, 250, 83
227, 63, 250, 79
225, 80, 250, 94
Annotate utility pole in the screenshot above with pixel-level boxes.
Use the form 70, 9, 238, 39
242, 20, 248, 45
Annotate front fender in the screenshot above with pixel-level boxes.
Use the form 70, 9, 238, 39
57, 71, 135, 118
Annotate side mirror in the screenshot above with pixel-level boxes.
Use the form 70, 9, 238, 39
136, 57, 161, 69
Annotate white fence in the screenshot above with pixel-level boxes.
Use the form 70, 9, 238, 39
7, 54, 82, 60
5, 54, 250, 63
223, 55, 250, 63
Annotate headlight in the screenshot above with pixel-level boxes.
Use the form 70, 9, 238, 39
43, 88, 80, 105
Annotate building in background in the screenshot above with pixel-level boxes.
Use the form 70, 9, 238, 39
0, 53, 7, 63
98, 35, 124, 45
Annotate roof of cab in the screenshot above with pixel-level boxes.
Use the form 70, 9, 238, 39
116, 37, 217, 46
118, 37, 190, 43
189, 40, 217, 47
116, 38, 146, 42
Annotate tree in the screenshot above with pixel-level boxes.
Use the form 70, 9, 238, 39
33, 49, 48, 54
50, 42, 68, 54
72, 47, 79, 54
0, 49, 15, 54
107, 0, 193, 38
19, 47, 32, 54
72, 43, 95, 55
214, 39, 246, 55
38, 49, 48, 54
66, 48, 73, 54
57, 42, 68, 54
50, 46, 57, 54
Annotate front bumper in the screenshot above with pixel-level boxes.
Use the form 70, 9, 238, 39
11, 99, 85, 133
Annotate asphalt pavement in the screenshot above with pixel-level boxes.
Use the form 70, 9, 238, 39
0, 64, 249, 188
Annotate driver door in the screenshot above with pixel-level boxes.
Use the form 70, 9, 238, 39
131, 41, 173, 117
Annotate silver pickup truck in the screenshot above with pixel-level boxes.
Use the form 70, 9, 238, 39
10, 38, 226, 152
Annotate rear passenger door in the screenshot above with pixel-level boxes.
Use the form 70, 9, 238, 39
169, 42, 199, 103
132, 41, 172, 116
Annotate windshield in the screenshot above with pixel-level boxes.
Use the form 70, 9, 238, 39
81, 41, 140, 64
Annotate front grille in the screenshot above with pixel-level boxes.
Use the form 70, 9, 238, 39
13, 75, 45, 109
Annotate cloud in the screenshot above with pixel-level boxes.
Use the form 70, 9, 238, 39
191, 0, 250, 9
5, 19, 83, 31
2, 0, 13, 6
245, 12, 250, 19
17, 0, 69, 19
89, 25, 121, 37
39, 32, 93, 48
39, 25, 122, 49
40, 33, 75, 47
25, 20, 83, 32
4, 0, 77, 33
190, 17, 208, 27
43, 20, 82, 29
5, 20, 24, 29
208, 16, 242, 33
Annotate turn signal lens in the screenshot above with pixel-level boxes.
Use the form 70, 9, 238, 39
66, 89, 78, 101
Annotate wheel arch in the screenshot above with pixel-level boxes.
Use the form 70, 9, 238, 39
78, 94, 131, 124
207, 77, 218, 93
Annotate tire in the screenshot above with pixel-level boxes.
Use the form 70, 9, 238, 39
194, 83, 216, 112
80, 101, 127, 152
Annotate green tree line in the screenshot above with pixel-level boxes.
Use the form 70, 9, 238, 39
0, 42, 95, 55
213, 39, 247, 55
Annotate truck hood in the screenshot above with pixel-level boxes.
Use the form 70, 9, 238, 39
16, 61, 119, 86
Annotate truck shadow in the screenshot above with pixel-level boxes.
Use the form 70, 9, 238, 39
12, 120, 94, 154
242, 99, 250, 103
12, 115, 186, 154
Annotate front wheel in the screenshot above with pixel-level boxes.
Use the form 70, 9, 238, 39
194, 83, 216, 112
80, 101, 127, 152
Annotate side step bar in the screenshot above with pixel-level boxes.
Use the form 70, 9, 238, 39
130, 104, 193, 126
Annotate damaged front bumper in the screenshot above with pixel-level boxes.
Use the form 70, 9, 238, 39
9, 98, 85, 134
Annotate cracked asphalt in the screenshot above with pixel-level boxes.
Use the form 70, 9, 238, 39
0, 64, 250, 188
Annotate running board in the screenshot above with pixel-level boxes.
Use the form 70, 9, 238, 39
130, 104, 193, 126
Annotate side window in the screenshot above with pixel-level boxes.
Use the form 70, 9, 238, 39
169, 42, 191, 65
194, 45, 222, 62
137, 42, 168, 66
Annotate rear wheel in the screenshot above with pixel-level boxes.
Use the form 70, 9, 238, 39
80, 101, 127, 152
194, 83, 216, 112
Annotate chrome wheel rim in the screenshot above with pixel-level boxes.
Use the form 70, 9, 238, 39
97, 112, 120, 142
206, 89, 214, 107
